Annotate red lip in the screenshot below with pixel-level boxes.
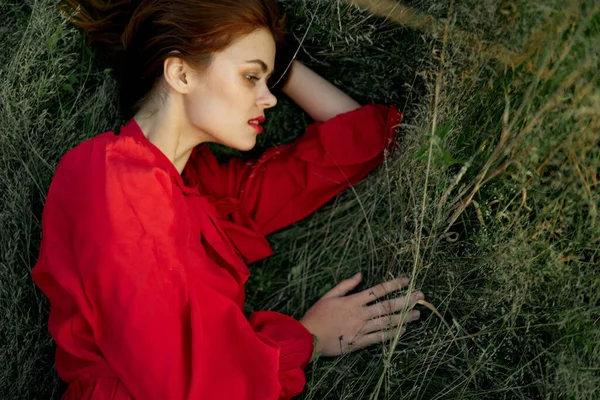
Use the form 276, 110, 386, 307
249, 116, 265, 123
248, 122, 262, 133
248, 115, 265, 134
248, 122, 263, 134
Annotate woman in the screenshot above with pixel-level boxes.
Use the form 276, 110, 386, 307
32, 0, 425, 399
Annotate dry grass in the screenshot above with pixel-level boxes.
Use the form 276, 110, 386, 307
1, 0, 598, 399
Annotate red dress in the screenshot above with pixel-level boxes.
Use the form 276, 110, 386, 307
32, 104, 402, 400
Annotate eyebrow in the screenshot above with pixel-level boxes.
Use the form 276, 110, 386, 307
245, 59, 274, 76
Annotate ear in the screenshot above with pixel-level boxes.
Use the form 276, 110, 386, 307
163, 55, 193, 94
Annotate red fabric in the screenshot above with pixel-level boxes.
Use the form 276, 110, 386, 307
32, 104, 402, 400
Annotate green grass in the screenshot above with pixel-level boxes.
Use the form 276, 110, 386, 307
1, 0, 599, 399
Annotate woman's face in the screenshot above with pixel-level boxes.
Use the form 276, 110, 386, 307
185, 28, 278, 151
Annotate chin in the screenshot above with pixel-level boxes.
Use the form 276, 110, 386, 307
232, 139, 256, 152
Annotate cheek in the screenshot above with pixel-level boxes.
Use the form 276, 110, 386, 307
204, 76, 250, 118
186, 82, 230, 125
183, 78, 254, 147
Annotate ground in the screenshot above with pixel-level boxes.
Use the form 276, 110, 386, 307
0, 0, 598, 399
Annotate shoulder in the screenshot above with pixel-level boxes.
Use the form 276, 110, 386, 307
58, 131, 171, 186
49, 131, 178, 235
57, 130, 174, 194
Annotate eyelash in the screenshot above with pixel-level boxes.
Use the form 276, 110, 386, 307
245, 75, 260, 85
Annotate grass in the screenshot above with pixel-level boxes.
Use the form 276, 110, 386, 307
1, 0, 599, 399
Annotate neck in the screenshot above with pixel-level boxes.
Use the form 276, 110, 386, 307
133, 102, 201, 174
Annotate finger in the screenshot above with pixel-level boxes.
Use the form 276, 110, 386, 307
362, 310, 421, 334
356, 326, 406, 348
354, 277, 410, 304
363, 291, 424, 319
322, 272, 362, 299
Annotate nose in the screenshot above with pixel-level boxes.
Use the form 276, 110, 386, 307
257, 84, 277, 109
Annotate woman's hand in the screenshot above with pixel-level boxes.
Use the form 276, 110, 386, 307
300, 273, 424, 357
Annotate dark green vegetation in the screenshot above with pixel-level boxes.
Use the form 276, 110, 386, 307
1, 0, 598, 398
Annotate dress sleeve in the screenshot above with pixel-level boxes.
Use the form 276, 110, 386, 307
33, 145, 313, 400
184, 104, 402, 236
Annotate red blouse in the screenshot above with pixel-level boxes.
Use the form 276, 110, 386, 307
32, 104, 402, 399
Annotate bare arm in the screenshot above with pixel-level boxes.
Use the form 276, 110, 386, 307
281, 60, 361, 122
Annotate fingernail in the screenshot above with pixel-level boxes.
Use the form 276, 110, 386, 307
412, 310, 421, 320
414, 291, 424, 300
353, 272, 362, 279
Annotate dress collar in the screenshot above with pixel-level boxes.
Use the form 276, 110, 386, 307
119, 118, 200, 196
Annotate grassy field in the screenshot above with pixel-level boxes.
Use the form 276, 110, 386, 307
1, 0, 598, 399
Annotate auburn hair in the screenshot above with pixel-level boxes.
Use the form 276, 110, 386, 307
62, 0, 288, 117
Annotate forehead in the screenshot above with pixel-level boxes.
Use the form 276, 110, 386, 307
217, 28, 276, 69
